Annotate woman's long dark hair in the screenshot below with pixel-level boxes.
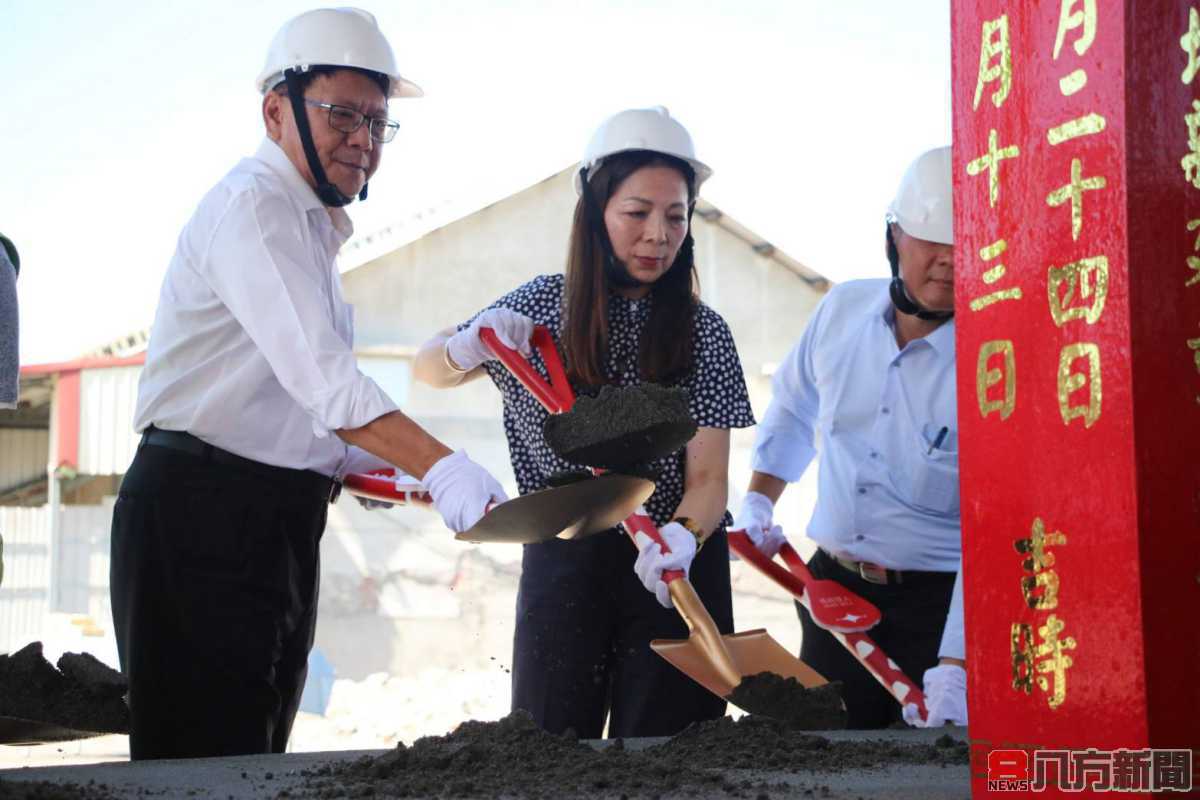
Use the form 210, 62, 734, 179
562, 151, 698, 387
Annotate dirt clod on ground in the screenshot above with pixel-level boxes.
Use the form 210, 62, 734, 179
544, 384, 697, 470
0, 642, 130, 735
289, 709, 969, 799
728, 674, 847, 730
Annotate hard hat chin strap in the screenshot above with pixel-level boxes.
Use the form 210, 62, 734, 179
283, 69, 368, 208
886, 223, 953, 322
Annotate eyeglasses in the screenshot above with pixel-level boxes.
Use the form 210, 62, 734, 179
303, 100, 399, 143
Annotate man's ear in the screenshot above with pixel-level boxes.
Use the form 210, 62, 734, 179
263, 91, 285, 142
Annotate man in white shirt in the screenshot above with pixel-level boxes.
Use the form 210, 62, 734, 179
734, 147, 968, 729
110, 8, 507, 760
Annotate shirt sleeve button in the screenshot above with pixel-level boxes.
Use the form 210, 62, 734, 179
857, 487, 867, 495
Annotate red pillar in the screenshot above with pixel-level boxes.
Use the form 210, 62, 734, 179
952, 1, 1200, 796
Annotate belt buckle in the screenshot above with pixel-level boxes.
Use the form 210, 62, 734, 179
858, 561, 889, 585
329, 481, 343, 505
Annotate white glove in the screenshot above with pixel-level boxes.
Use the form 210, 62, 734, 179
732, 491, 786, 559
445, 308, 534, 372
903, 664, 968, 727
633, 522, 698, 609
421, 451, 508, 533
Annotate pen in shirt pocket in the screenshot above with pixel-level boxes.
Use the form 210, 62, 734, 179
926, 426, 949, 455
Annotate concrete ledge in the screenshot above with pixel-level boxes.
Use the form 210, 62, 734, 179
0, 726, 971, 799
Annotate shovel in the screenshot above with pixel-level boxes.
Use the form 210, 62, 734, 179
342, 469, 655, 545
481, 327, 828, 704
728, 529, 928, 721
480, 326, 696, 469
727, 531, 881, 633
624, 510, 827, 700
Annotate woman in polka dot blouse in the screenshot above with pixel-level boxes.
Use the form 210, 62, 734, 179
414, 108, 754, 738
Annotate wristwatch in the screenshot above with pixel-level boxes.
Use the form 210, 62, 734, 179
671, 516, 707, 551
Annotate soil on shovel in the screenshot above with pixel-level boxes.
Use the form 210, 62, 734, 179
288, 709, 969, 800
543, 384, 697, 470
0, 642, 130, 736
728, 674, 847, 730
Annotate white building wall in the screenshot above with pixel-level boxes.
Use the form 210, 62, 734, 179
0, 428, 50, 490
78, 366, 141, 476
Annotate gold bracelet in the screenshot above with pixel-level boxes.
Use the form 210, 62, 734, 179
671, 516, 707, 551
443, 342, 469, 374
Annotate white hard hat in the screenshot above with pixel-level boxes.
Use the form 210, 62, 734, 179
887, 146, 953, 245
575, 106, 713, 194
256, 7, 423, 99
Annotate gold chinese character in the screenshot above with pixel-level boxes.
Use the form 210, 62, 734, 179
967, 129, 1021, 207
1048, 113, 1107, 145
1034, 614, 1077, 709
1187, 220, 1200, 287
1011, 622, 1036, 694
1048, 256, 1109, 325
1058, 343, 1102, 427
977, 340, 1016, 419
1059, 69, 1088, 96
1053, 0, 1097, 60
974, 15, 1013, 110
1015, 518, 1068, 610
1047, 159, 1107, 240
1182, 7, 1200, 84
1189, 336, 1200, 373
970, 239, 1024, 310
1182, 100, 1200, 189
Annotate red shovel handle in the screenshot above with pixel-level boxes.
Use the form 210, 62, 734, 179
622, 507, 685, 584
833, 629, 928, 721
342, 470, 433, 505
479, 326, 575, 413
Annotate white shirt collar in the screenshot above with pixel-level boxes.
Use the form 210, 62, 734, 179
254, 137, 354, 240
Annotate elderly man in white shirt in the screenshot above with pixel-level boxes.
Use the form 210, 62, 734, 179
734, 147, 968, 729
110, 8, 509, 761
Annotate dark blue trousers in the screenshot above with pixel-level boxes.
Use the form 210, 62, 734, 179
511, 527, 733, 739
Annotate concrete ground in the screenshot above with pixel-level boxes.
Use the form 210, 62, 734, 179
0, 727, 971, 799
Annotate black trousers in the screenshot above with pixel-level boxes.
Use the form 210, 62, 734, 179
797, 549, 956, 729
512, 527, 733, 739
110, 438, 328, 759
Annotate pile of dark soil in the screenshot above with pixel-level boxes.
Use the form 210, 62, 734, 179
544, 384, 697, 470
288, 709, 968, 800
0, 643, 129, 735
0, 779, 119, 799
728, 674, 847, 730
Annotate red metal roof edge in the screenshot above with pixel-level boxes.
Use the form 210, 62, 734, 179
20, 352, 147, 376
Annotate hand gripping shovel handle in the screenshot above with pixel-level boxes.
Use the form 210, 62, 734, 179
621, 507, 685, 584
479, 326, 575, 413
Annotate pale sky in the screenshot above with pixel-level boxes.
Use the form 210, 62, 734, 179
3, 1, 951, 365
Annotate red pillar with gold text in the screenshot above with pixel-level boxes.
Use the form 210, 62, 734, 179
952, 1, 1200, 796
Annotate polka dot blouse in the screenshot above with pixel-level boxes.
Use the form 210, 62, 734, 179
461, 274, 755, 530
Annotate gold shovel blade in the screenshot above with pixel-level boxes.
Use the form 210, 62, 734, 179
650, 629, 828, 701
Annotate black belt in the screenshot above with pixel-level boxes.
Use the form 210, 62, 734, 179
140, 427, 341, 504
817, 548, 954, 587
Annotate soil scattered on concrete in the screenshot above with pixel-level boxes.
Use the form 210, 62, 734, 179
544, 384, 697, 470
0, 642, 130, 736
0, 779, 119, 799
288, 709, 968, 799
728, 674, 847, 730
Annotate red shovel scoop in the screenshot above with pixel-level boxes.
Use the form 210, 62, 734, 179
727, 531, 881, 634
